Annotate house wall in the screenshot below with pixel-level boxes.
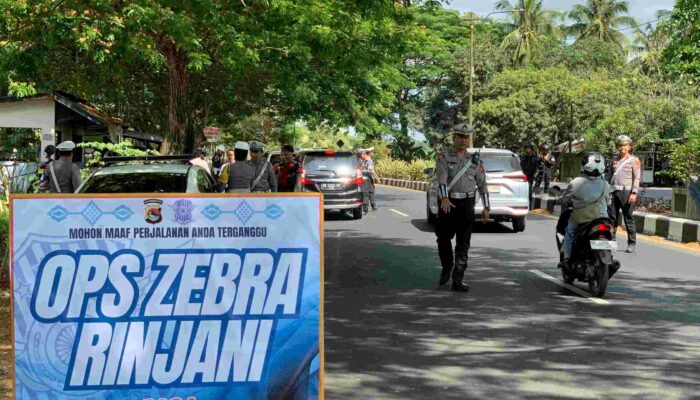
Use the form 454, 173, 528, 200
0, 97, 56, 162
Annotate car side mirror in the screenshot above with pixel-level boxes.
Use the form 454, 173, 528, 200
424, 167, 434, 176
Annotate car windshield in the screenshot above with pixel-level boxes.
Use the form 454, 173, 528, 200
303, 155, 357, 176
79, 173, 188, 193
481, 154, 520, 173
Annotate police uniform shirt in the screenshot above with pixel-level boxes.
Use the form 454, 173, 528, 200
249, 160, 277, 192
610, 154, 641, 194
226, 161, 256, 192
48, 157, 82, 193
360, 158, 379, 182
436, 151, 487, 199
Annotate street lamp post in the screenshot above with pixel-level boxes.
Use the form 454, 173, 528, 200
466, 9, 522, 147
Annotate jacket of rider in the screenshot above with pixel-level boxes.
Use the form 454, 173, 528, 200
559, 176, 611, 225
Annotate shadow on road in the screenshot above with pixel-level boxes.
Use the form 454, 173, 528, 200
323, 229, 700, 399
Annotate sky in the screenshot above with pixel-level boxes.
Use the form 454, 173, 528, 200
446, 0, 677, 29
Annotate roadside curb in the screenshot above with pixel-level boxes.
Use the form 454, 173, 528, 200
532, 195, 700, 244
378, 178, 428, 192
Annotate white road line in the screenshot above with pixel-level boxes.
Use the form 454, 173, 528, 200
390, 209, 410, 217
530, 269, 610, 305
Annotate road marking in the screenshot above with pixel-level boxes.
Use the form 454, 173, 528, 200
390, 209, 410, 217
529, 269, 610, 305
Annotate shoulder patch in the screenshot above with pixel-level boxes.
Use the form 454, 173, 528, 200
438, 152, 446, 160
479, 164, 485, 173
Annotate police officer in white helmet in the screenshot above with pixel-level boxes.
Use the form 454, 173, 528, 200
607, 135, 641, 253
47, 141, 82, 193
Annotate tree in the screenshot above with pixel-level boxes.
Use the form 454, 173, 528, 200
496, 0, 563, 64
663, 0, 700, 87
632, 10, 673, 76
568, 0, 637, 50
0, 1, 421, 154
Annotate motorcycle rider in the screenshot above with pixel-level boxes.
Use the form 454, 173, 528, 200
557, 153, 612, 267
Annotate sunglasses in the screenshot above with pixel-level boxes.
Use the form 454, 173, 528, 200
250, 149, 262, 153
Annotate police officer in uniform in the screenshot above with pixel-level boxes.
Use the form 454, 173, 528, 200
359, 148, 379, 213
608, 135, 641, 253
218, 141, 256, 193
249, 141, 277, 192
435, 124, 490, 292
47, 141, 82, 193
521, 143, 538, 206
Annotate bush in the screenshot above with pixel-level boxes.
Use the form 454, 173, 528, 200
375, 159, 435, 181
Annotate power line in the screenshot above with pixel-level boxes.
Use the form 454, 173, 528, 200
614, 14, 673, 33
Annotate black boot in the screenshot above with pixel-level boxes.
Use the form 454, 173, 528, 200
451, 281, 470, 291
439, 269, 451, 286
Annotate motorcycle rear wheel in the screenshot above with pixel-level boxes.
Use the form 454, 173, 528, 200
588, 258, 610, 297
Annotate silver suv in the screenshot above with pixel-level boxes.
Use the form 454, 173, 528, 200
426, 148, 529, 232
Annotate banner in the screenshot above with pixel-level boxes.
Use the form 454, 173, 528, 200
10, 194, 323, 400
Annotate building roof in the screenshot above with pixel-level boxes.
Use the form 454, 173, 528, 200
0, 91, 123, 127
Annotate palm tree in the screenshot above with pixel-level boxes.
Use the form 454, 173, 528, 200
568, 0, 637, 49
496, 0, 563, 64
632, 10, 672, 76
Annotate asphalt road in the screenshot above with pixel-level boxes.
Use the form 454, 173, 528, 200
323, 185, 700, 400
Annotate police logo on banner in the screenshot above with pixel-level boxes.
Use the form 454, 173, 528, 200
144, 199, 163, 224
170, 199, 194, 225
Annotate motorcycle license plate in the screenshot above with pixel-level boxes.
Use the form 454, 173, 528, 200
590, 240, 618, 250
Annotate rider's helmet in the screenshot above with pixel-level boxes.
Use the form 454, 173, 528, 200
581, 152, 605, 177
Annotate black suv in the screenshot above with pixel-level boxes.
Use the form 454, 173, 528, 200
296, 150, 364, 219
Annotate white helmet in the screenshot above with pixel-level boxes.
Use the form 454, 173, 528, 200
581, 152, 605, 177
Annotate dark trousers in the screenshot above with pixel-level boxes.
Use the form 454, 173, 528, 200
363, 180, 376, 211
436, 197, 476, 283
608, 190, 637, 245
526, 175, 535, 207
534, 169, 551, 192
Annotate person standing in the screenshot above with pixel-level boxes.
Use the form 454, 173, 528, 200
47, 141, 82, 193
435, 124, 490, 292
189, 148, 211, 175
359, 148, 379, 214
219, 141, 255, 193
276, 144, 299, 192
535, 144, 556, 194
249, 141, 277, 193
521, 143, 538, 206
608, 135, 641, 253
212, 145, 226, 178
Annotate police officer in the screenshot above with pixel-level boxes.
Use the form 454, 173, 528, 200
249, 141, 277, 192
435, 124, 490, 292
535, 144, 556, 194
359, 147, 379, 213
608, 135, 641, 253
218, 141, 256, 193
521, 143, 538, 206
276, 144, 299, 192
47, 141, 82, 193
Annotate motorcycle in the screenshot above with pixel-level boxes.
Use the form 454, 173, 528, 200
555, 208, 621, 297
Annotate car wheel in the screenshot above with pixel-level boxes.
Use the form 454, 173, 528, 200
352, 206, 363, 220
512, 216, 526, 232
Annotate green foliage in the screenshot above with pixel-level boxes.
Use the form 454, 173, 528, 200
78, 141, 159, 179
568, 0, 637, 50
663, 0, 700, 87
0, 208, 7, 273
496, 0, 563, 64
662, 118, 700, 183
374, 159, 435, 181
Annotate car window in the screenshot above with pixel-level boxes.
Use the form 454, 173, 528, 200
79, 173, 188, 193
196, 170, 213, 192
480, 154, 520, 173
303, 155, 358, 175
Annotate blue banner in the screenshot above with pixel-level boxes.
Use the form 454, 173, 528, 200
11, 194, 323, 400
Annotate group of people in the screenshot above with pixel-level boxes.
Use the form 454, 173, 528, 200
433, 122, 641, 294
520, 143, 557, 203
39, 140, 82, 194
196, 141, 299, 193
